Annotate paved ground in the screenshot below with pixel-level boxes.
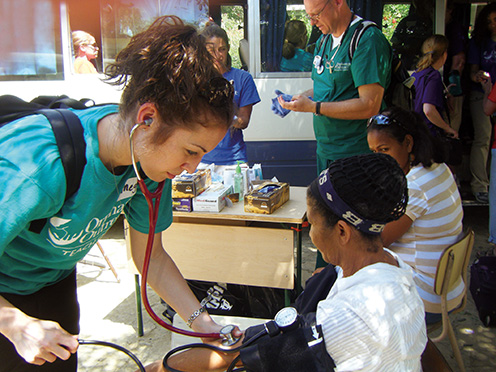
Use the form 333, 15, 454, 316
76, 206, 495, 371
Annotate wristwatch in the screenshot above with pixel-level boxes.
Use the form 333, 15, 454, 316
315, 101, 323, 116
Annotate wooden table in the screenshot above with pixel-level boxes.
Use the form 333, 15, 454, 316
125, 186, 308, 336
164, 186, 308, 292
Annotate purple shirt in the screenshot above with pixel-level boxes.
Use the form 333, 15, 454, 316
467, 37, 496, 91
412, 66, 445, 136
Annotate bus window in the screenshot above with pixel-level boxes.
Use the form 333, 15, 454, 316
220, 5, 246, 70
0, 0, 63, 80
99, 0, 209, 72
259, 0, 312, 73
388, 0, 434, 70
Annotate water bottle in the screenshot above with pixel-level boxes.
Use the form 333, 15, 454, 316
233, 161, 244, 200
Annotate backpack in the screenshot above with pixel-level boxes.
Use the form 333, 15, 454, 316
349, 21, 416, 111
0, 95, 92, 233
470, 256, 496, 327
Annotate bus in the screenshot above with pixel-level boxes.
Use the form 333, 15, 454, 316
0, 0, 484, 188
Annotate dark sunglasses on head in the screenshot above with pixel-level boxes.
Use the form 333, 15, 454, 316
367, 114, 410, 133
200, 77, 234, 107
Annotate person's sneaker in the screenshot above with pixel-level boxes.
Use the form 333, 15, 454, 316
474, 192, 489, 204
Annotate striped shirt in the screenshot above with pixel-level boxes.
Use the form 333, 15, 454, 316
316, 250, 427, 371
390, 163, 464, 313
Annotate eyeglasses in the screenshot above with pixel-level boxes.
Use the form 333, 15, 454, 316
84, 43, 99, 50
200, 77, 234, 107
306, 0, 330, 22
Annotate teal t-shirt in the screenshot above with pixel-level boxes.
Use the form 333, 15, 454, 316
0, 105, 172, 294
312, 18, 392, 163
280, 48, 313, 72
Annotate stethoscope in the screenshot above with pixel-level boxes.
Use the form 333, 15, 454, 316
129, 120, 237, 342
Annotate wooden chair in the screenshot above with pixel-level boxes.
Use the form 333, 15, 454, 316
427, 228, 475, 372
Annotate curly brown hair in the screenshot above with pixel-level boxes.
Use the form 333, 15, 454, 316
104, 15, 234, 144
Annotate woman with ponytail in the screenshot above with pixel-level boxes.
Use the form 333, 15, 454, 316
412, 34, 458, 139
280, 20, 313, 72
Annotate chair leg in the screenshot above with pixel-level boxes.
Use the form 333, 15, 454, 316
446, 319, 466, 372
96, 241, 120, 282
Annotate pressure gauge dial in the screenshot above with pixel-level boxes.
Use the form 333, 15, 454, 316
274, 307, 300, 332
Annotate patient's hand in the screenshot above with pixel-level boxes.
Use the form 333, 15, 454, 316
142, 334, 245, 372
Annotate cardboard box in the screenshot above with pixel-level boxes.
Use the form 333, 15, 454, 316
172, 198, 193, 212
193, 184, 233, 213
172, 169, 211, 198
244, 182, 290, 214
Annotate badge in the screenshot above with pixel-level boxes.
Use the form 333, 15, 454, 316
313, 55, 324, 75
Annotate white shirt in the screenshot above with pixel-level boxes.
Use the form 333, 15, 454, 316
316, 250, 427, 371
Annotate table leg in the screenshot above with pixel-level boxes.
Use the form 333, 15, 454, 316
295, 223, 302, 294
135, 274, 144, 337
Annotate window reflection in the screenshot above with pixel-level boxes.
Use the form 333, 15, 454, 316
259, 0, 312, 73
100, 0, 209, 71
0, 0, 62, 80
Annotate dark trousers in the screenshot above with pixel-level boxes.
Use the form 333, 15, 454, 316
0, 270, 80, 372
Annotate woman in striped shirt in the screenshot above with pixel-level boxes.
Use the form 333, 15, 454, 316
367, 107, 464, 325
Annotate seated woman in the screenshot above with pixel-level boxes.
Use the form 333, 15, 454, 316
142, 153, 427, 372
367, 106, 464, 325
280, 20, 313, 72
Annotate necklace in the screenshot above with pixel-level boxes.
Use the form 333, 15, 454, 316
327, 39, 342, 73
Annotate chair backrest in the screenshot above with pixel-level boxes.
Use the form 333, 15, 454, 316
433, 228, 475, 296
239, 38, 249, 70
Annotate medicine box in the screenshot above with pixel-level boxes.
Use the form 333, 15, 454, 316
172, 198, 193, 212
193, 183, 233, 213
244, 182, 290, 214
172, 169, 211, 198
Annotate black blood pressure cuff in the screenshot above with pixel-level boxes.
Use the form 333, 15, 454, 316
240, 313, 336, 372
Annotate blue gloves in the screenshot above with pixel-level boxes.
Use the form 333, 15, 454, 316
271, 90, 293, 118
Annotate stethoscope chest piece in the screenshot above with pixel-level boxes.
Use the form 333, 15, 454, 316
220, 324, 241, 346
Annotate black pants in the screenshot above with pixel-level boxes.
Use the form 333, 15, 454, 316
0, 270, 80, 372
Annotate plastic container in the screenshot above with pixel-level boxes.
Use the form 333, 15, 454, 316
233, 161, 244, 200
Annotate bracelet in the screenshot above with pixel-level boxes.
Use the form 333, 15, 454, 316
315, 101, 322, 116
186, 306, 205, 328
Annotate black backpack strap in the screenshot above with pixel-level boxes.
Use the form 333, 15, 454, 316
28, 109, 86, 233
31, 95, 94, 110
0, 95, 45, 124
348, 20, 378, 60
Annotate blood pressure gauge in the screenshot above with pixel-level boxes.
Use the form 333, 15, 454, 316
274, 307, 300, 332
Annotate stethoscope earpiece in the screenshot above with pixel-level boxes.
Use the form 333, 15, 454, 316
143, 118, 153, 126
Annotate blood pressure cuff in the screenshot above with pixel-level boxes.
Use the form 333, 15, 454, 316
239, 313, 335, 372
